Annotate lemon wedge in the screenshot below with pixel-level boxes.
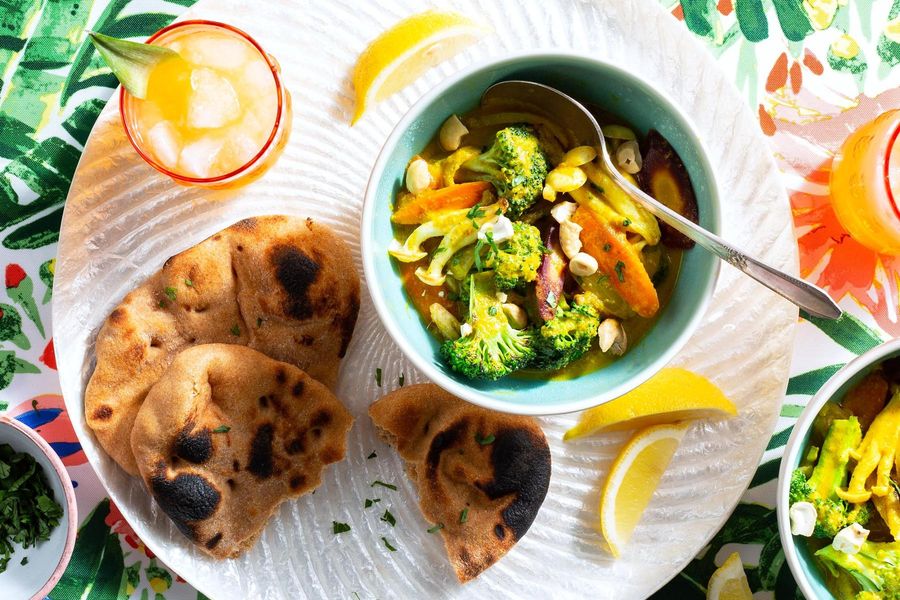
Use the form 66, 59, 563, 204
599, 423, 689, 557
564, 368, 736, 441
351, 11, 487, 124
706, 552, 753, 600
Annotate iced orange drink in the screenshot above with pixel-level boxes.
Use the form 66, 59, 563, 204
120, 21, 290, 187
830, 109, 900, 255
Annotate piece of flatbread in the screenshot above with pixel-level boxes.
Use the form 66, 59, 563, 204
85, 215, 359, 475
369, 384, 551, 582
131, 343, 353, 559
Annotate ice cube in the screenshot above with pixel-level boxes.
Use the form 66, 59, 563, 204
219, 133, 260, 171
146, 121, 182, 169
182, 33, 255, 70
178, 135, 226, 179
240, 58, 276, 92
188, 68, 241, 129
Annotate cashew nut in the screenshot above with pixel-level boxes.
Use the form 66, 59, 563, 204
547, 166, 587, 193
439, 114, 469, 152
561, 145, 597, 167
405, 157, 432, 195
542, 184, 557, 202
568, 252, 598, 277
559, 220, 583, 259
615, 140, 642, 174
550, 201, 578, 224
597, 318, 627, 355
502, 303, 528, 329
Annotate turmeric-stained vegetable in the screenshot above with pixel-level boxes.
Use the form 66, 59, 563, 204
441, 146, 480, 186
391, 181, 492, 225
577, 165, 661, 245
870, 478, 900, 540
572, 206, 659, 318
430, 303, 461, 341
638, 130, 699, 249
534, 223, 567, 322
837, 386, 900, 503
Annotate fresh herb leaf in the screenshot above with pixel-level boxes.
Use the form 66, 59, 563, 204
371, 480, 397, 491
398, 373, 405, 387
230, 324, 240, 336
427, 523, 444, 534
614, 261, 626, 283
19, 556, 27, 566
380, 510, 396, 527
459, 508, 469, 524
488, 306, 498, 316
603, 243, 611, 252
212, 425, 231, 434
466, 202, 486, 223
622, 218, 632, 227
332, 521, 351, 534
473, 238, 486, 272
256, 317, 264, 327
375, 368, 383, 387
381, 537, 397, 552
164, 286, 177, 301
475, 433, 495, 445
184, 278, 193, 287
367, 451, 377, 459
364, 498, 381, 508
158, 300, 167, 308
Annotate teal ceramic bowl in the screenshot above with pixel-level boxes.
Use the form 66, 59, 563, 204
777, 338, 900, 600
361, 51, 721, 415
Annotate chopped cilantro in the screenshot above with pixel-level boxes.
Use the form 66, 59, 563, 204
622, 218, 632, 227
212, 425, 231, 434
20, 556, 27, 566
332, 521, 351, 534
381, 537, 397, 552
488, 306, 498, 316
475, 433, 495, 445
459, 508, 469, 524
164, 286, 177, 301
364, 498, 381, 508
398, 373, 405, 387
230, 324, 240, 336
380, 509, 396, 527
256, 317, 263, 327
158, 300, 167, 308
184, 278, 193, 287
367, 451, 377, 459
371, 480, 397, 491
603, 243, 611, 252
427, 523, 444, 534
615, 261, 626, 283
375, 368, 383, 387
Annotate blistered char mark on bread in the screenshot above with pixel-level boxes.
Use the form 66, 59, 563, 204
369, 384, 551, 582
131, 344, 353, 559
85, 216, 360, 475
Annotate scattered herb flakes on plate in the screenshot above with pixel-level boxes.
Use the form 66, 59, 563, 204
0, 443, 63, 573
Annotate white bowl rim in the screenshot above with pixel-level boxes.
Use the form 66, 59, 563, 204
0, 415, 78, 600
360, 48, 722, 416
776, 336, 900, 600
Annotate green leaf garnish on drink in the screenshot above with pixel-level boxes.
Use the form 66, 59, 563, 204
88, 31, 180, 99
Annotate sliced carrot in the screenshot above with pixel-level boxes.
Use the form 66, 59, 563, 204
573, 206, 659, 318
391, 181, 493, 225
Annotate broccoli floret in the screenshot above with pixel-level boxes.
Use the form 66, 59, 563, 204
531, 298, 600, 371
485, 221, 545, 290
816, 541, 900, 599
440, 272, 534, 380
789, 417, 870, 538
462, 125, 549, 218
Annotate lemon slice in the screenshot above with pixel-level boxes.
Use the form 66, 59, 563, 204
599, 423, 688, 557
564, 368, 736, 440
706, 552, 753, 600
351, 11, 488, 124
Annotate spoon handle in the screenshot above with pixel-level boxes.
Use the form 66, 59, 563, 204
600, 159, 842, 320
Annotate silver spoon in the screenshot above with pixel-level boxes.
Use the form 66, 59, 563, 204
482, 80, 842, 320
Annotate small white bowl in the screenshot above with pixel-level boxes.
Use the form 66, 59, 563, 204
0, 416, 77, 600
777, 337, 900, 600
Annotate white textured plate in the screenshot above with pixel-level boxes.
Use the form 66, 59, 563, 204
54, 0, 798, 598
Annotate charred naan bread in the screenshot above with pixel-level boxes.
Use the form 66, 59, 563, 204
369, 384, 551, 582
131, 344, 353, 559
85, 215, 359, 475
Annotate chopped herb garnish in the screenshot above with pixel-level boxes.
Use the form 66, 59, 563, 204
622, 218, 632, 227
475, 433, 496, 445
427, 523, 444, 534
257, 317, 263, 327
381, 537, 397, 552
375, 368, 383, 387
615, 260, 626, 283
20, 556, 28, 566
398, 373, 405, 387
332, 521, 351, 534
380, 509, 396, 527
352, 593, 361, 600
158, 299, 167, 308
230, 324, 240, 336
212, 425, 231, 433
371, 480, 397, 491
0, 444, 63, 573
466, 202, 486, 227
488, 306, 498, 316
603, 243, 611, 252
184, 278, 193, 287
164, 286, 177, 301
364, 498, 381, 508
473, 238, 487, 271
459, 508, 469, 524
367, 451, 377, 459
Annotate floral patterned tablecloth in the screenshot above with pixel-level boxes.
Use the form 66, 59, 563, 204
0, 0, 897, 598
